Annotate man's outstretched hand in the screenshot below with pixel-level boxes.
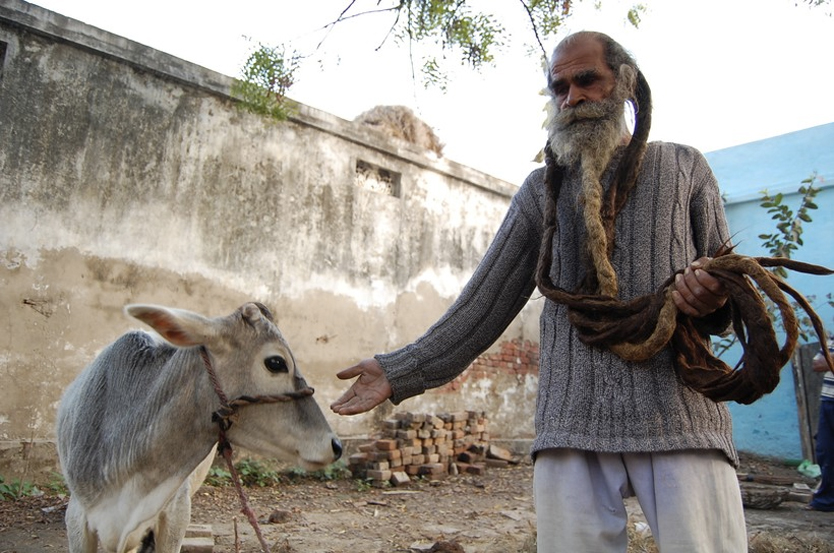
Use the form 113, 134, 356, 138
330, 358, 393, 415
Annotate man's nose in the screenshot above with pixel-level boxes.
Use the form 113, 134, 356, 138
562, 86, 585, 109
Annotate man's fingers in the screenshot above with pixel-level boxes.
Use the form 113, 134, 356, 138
331, 390, 376, 415
674, 267, 726, 317
330, 385, 359, 411
335, 364, 364, 380
672, 289, 697, 317
693, 269, 726, 296
674, 273, 702, 314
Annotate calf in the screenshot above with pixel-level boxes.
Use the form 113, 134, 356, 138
56, 302, 342, 553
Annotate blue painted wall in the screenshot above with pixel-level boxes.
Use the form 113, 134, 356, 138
704, 122, 834, 460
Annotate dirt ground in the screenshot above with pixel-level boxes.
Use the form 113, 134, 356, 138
1, 452, 832, 553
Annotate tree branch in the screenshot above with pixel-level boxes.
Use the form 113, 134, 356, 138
518, 0, 550, 65
315, 1, 403, 51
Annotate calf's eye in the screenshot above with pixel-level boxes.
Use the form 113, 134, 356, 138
264, 356, 289, 374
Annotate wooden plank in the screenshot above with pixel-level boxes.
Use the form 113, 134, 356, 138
737, 473, 800, 486
792, 342, 824, 463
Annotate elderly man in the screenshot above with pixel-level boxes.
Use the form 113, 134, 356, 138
332, 31, 747, 552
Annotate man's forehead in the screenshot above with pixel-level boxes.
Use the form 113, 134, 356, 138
550, 36, 607, 79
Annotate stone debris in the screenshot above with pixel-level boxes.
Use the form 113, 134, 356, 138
348, 410, 517, 488
181, 524, 214, 552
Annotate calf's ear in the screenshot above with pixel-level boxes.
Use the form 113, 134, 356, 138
125, 304, 215, 347
240, 302, 276, 328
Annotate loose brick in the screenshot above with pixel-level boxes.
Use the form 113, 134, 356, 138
349, 453, 369, 464
418, 463, 447, 476
367, 469, 392, 481
407, 413, 426, 424
466, 464, 486, 475
375, 439, 397, 451
487, 444, 514, 462
390, 471, 411, 487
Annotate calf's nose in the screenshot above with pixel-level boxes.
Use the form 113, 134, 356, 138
332, 437, 343, 461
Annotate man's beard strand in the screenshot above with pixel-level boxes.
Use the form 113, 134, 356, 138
545, 79, 634, 298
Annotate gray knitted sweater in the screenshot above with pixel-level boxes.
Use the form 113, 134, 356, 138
376, 141, 738, 465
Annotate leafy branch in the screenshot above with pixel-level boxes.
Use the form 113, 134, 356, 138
230, 42, 302, 121
714, 173, 830, 358
231, 1, 644, 117
758, 174, 821, 279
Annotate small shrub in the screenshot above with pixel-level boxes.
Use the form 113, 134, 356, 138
0, 475, 41, 501
231, 42, 301, 121
354, 478, 373, 492
287, 459, 351, 482
44, 471, 68, 496
235, 458, 282, 488
204, 465, 232, 487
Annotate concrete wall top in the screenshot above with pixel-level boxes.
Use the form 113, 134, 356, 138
0, 0, 517, 199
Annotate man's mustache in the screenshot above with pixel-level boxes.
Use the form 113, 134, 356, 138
551, 99, 618, 129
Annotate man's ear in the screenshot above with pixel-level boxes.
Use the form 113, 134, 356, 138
618, 64, 637, 98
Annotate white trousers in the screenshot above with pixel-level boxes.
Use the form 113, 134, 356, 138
533, 448, 747, 553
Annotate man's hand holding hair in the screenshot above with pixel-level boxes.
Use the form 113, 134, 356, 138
672, 257, 728, 317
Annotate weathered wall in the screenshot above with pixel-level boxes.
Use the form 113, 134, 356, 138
0, 1, 542, 481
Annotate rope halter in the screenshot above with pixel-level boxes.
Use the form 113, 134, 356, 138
198, 346, 315, 553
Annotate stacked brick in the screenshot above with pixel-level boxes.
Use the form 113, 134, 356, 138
348, 410, 513, 488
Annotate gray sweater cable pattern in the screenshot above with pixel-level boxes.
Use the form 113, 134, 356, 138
376, 142, 738, 465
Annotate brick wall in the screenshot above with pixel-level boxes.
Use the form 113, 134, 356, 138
440, 338, 540, 393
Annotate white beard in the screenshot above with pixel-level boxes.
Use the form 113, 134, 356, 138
546, 66, 635, 173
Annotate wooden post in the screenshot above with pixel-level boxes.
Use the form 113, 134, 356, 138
792, 342, 824, 463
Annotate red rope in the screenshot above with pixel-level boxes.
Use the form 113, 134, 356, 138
219, 434, 272, 553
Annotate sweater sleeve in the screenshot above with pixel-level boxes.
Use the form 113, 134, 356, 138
376, 171, 545, 404
687, 146, 734, 336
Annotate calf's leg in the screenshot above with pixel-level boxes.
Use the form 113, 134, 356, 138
66, 496, 97, 553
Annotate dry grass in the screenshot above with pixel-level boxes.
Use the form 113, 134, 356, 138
517, 524, 834, 553
516, 520, 659, 552
354, 105, 445, 156
748, 532, 834, 553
